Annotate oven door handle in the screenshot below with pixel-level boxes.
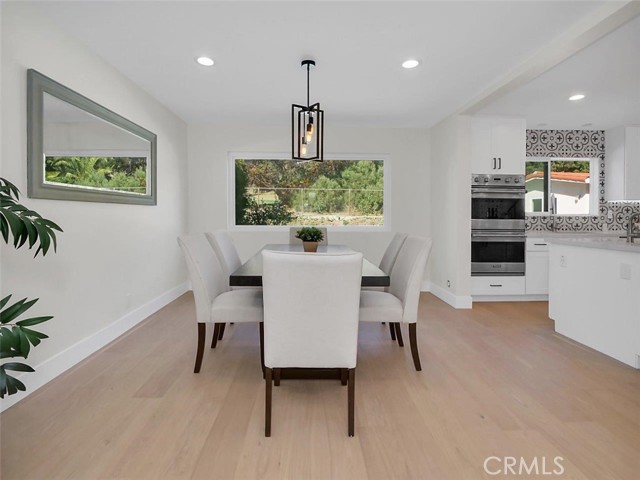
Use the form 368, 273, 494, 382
471, 190, 525, 199
472, 234, 526, 242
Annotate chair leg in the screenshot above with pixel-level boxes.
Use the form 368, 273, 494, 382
218, 323, 226, 340
274, 368, 281, 386
409, 323, 422, 371
340, 368, 348, 386
265, 367, 272, 437
348, 368, 355, 437
259, 322, 265, 379
211, 323, 221, 348
389, 322, 396, 341
194, 323, 206, 373
394, 323, 404, 347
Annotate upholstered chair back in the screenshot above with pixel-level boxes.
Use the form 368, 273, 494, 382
206, 230, 242, 282
379, 233, 408, 275
388, 236, 433, 324
262, 250, 362, 369
178, 234, 227, 323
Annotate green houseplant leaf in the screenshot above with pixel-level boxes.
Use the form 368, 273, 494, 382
0, 177, 62, 257
295, 226, 325, 242
0, 177, 60, 398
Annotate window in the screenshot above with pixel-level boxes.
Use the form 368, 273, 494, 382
230, 155, 387, 228
44, 151, 150, 195
525, 158, 597, 215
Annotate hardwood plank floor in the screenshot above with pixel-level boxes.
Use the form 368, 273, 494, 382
2, 293, 639, 479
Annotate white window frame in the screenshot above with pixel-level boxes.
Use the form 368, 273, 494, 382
525, 156, 599, 216
227, 152, 391, 232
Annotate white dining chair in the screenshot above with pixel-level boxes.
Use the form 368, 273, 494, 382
378, 233, 408, 279
359, 236, 433, 371
178, 233, 264, 373
262, 249, 363, 437
205, 230, 250, 342
206, 230, 241, 282
289, 227, 328, 245
362, 233, 408, 341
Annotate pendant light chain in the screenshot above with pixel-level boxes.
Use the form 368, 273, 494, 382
292, 59, 323, 161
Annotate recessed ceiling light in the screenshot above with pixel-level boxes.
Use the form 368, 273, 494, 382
196, 56, 214, 67
537, 123, 548, 128
402, 59, 420, 69
582, 123, 593, 128
569, 94, 585, 101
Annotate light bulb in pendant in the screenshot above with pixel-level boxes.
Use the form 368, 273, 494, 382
301, 136, 308, 156
305, 116, 315, 142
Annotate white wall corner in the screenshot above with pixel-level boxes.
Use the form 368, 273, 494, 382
422, 281, 472, 309
0, 282, 189, 413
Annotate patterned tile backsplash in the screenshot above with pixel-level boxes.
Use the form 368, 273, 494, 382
525, 129, 639, 232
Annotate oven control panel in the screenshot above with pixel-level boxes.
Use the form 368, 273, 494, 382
472, 174, 525, 187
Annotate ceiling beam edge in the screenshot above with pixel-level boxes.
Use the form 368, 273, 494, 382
460, 1, 640, 116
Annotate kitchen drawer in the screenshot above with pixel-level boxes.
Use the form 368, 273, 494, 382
526, 238, 550, 252
471, 276, 525, 295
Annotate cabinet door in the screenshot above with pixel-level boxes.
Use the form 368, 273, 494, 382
472, 117, 525, 174
491, 118, 526, 174
526, 251, 549, 295
471, 118, 494, 173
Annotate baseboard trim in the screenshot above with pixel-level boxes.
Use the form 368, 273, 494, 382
0, 282, 189, 412
472, 294, 549, 302
422, 281, 473, 309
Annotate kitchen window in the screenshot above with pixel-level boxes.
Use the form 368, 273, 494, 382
229, 154, 388, 229
525, 158, 598, 215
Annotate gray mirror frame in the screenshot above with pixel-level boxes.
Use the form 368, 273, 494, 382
27, 69, 157, 205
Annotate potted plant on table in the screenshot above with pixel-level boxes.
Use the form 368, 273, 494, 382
295, 227, 324, 253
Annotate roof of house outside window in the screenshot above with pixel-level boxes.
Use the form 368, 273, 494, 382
526, 171, 590, 183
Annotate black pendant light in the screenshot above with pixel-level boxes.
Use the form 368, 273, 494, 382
292, 59, 324, 161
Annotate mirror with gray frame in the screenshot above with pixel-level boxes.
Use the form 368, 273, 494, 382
27, 69, 157, 205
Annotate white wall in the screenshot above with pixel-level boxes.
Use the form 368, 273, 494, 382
429, 114, 472, 308
187, 124, 430, 269
1, 3, 189, 409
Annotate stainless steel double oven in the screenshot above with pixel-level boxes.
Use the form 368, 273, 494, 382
471, 174, 526, 276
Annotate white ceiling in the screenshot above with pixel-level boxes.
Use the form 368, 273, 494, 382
478, 14, 640, 130
31, 1, 612, 128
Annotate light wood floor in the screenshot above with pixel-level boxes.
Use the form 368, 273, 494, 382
2, 293, 639, 479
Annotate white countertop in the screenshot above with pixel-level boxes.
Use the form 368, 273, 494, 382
546, 235, 640, 253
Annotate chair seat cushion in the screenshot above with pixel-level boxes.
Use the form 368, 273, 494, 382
359, 290, 402, 323
211, 289, 263, 323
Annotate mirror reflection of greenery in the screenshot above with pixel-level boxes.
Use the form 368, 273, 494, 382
235, 159, 383, 225
44, 156, 147, 193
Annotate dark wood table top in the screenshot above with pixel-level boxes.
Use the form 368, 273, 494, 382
229, 244, 390, 287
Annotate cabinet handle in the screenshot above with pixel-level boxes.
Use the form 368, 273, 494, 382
492, 158, 496, 169
498, 157, 502, 169
489, 284, 502, 287
534, 243, 548, 246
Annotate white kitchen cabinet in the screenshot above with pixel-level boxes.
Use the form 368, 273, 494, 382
605, 126, 640, 201
472, 116, 526, 174
471, 275, 525, 296
525, 238, 549, 295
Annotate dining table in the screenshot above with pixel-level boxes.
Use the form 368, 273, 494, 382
229, 244, 390, 287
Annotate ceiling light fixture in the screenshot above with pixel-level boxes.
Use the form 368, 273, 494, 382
569, 94, 585, 101
402, 59, 420, 69
196, 56, 214, 67
292, 59, 324, 161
